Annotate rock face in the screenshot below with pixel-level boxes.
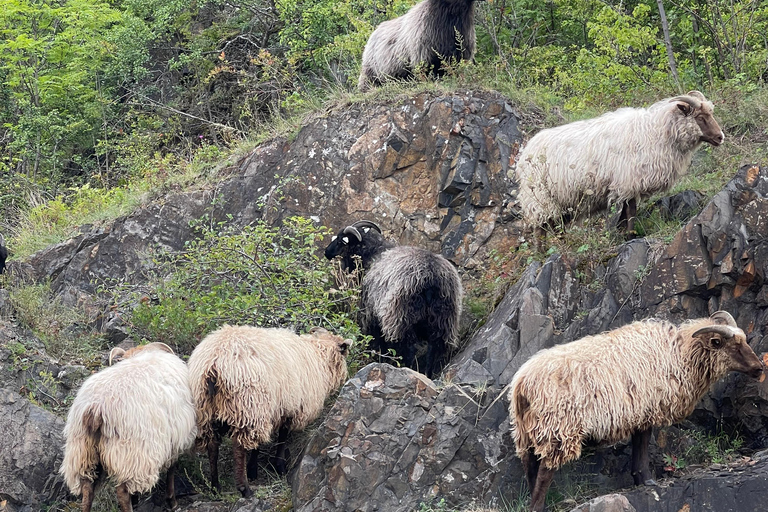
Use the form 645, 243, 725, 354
24, 91, 523, 299
0, 388, 67, 510
292, 363, 517, 512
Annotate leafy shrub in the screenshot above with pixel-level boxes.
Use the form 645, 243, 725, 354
128, 215, 369, 369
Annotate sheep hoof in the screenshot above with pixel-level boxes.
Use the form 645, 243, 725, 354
644, 479, 658, 486
238, 485, 253, 499
166, 497, 178, 510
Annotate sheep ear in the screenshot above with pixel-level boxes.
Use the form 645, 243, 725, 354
676, 102, 693, 116
338, 339, 353, 355
309, 326, 329, 336
108, 347, 126, 366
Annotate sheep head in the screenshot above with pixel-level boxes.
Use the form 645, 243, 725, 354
324, 220, 388, 271
692, 322, 763, 379
108, 342, 175, 365
307, 326, 353, 389
671, 91, 724, 147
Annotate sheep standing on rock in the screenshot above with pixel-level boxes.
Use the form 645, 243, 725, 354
515, 91, 724, 237
187, 325, 351, 497
60, 343, 197, 512
358, 0, 479, 91
509, 311, 764, 512
324, 220, 463, 378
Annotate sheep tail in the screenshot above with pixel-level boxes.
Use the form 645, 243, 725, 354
510, 386, 533, 457
82, 404, 103, 435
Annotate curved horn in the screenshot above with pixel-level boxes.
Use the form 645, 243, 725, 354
710, 310, 738, 328
670, 94, 702, 110
693, 325, 740, 339
148, 342, 175, 354
686, 90, 707, 102
342, 226, 362, 242
351, 220, 382, 234
108, 347, 125, 366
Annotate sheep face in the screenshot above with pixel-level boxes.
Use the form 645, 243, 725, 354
672, 91, 724, 147
324, 221, 387, 271
692, 325, 763, 379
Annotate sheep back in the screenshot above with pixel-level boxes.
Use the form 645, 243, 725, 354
509, 319, 709, 469
359, 0, 477, 90
515, 94, 718, 228
188, 325, 349, 451
60, 346, 196, 495
361, 245, 463, 348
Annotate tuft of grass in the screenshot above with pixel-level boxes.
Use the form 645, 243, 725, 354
7, 281, 102, 361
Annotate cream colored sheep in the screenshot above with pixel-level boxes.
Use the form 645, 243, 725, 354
515, 91, 724, 237
187, 325, 351, 497
509, 311, 763, 512
60, 342, 197, 512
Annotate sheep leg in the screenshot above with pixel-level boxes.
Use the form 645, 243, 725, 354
530, 465, 556, 512
521, 448, 540, 496
116, 482, 133, 512
246, 449, 259, 480
165, 463, 178, 510
206, 441, 220, 492
631, 427, 656, 485
618, 198, 637, 237
233, 440, 253, 498
271, 420, 292, 476
80, 478, 95, 512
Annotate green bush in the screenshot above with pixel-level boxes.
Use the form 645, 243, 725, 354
128, 215, 369, 369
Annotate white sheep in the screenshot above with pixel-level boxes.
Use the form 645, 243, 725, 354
187, 325, 351, 497
508, 311, 764, 512
515, 91, 724, 236
358, 0, 478, 91
60, 342, 197, 512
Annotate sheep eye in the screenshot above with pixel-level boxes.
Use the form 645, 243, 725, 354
710, 337, 723, 348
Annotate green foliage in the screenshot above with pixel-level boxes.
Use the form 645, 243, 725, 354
7, 281, 101, 360
128, 215, 367, 361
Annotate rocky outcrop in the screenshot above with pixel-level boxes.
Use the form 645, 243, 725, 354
24, 91, 523, 299
292, 363, 518, 512
0, 388, 67, 510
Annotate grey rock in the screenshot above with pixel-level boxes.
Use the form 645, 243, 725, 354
0, 387, 67, 508
570, 494, 636, 512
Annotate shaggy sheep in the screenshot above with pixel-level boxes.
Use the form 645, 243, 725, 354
324, 220, 463, 378
187, 325, 351, 497
509, 311, 764, 512
60, 342, 197, 512
515, 91, 724, 236
0, 233, 7, 274
358, 0, 479, 91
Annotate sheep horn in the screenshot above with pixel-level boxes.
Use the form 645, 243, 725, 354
108, 347, 125, 366
692, 325, 740, 339
670, 94, 702, 110
352, 220, 382, 234
710, 311, 738, 328
686, 90, 707, 102
342, 226, 363, 242
148, 342, 175, 354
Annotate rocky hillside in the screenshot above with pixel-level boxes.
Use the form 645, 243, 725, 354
1, 90, 768, 512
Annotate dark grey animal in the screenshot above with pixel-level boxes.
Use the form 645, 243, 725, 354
358, 0, 480, 91
0, 234, 7, 274
324, 221, 463, 378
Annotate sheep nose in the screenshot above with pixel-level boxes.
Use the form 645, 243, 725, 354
716, 131, 725, 144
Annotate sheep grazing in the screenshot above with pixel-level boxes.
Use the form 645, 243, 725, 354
324, 220, 463, 378
0, 233, 7, 274
515, 91, 724, 237
508, 311, 764, 512
358, 0, 479, 91
60, 342, 197, 512
187, 325, 351, 497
